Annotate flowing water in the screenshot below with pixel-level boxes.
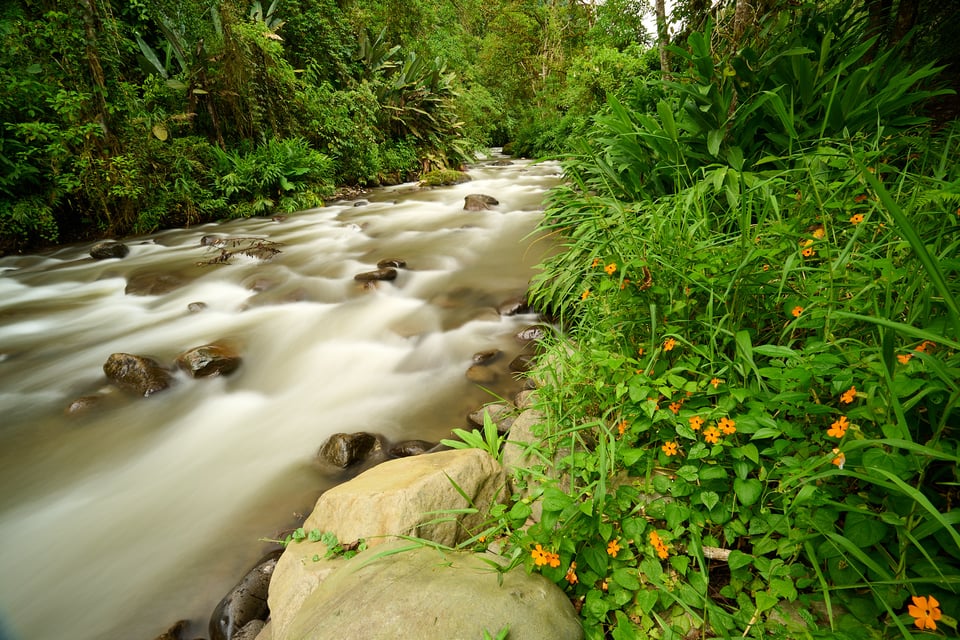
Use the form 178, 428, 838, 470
0, 154, 561, 640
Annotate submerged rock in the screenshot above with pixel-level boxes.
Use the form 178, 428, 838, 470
465, 364, 497, 384
471, 349, 501, 365
497, 294, 532, 316
103, 353, 173, 397
353, 267, 397, 282
376, 258, 406, 269
125, 272, 185, 296
176, 344, 242, 378
388, 439, 435, 458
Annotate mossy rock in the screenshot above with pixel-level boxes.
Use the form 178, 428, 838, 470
419, 169, 471, 186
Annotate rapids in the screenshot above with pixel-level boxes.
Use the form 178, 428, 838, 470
0, 154, 561, 640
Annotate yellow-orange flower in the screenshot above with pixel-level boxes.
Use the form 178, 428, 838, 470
710, 377, 722, 389
662, 441, 679, 456
812, 226, 826, 239
649, 531, 669, 559
663, 337, 676, 351
827, 415, 849, 438
802, 247, 816, 257
916, 340, 936, 354
791, 305, 804, 318
591, 257, 601, 268
831, 448, 845, 470
607, 539, 621, 557
849, 213, 864, 225
689, 415, 704, 431
531, 544, 560, 568
897, 353, 913, 365
908, 595, 942, 631
581, 289, 590, 301
762, 264, 770, 271
718, 417, 736, 435
617, 419, 628, 436
840, 386, 857, 404
605, 262, 617, 275
704, 426, 721, 444
668, 401, 682, 415
565, 562, 578, 585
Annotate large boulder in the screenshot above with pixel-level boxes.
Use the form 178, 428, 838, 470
302, 448, 504, 549
264, 449, 507, 640
176, 343, 242, 378
102, 353, 173, 397
275, 541, 583, 640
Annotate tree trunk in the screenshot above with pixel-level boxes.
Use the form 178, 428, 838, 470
77, 0, 115, 150
656, 0, 670, 77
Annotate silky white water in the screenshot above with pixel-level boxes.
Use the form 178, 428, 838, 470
0, 155, 561, 640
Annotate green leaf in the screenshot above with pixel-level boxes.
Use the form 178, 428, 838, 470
755, 591, 778, 612
700, 491, 720, 511
613, 567, 641, 590
734, 478, 763, 506
728, 550, 753, 570
707, 128, 723, 156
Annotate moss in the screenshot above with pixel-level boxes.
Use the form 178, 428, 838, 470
419, 169, 471, 187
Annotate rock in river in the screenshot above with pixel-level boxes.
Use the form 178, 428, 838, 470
89, 240, 129, 260
318, 432, 384, 468
176, 343, 242, 378
209, 549, 281, 640
102, 353, 173, 397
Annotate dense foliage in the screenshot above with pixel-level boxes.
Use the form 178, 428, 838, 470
469, 1, 960, 638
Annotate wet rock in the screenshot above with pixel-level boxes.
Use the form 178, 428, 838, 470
388, 440, 436, 458
103, 353, 173, 397
498, 295, 532, 316
233, 619, 264, 640
187, 302, 207, 313
510, 354, 534, 373
352, 199, 369, 207
318, 432, 383, 468
209, 550, 281, 640
468, 403, 514, 433
466, 364, 497, 384
464, 194, 499, 211
89, 241, 129, 260
151, 619, 187, 640
201, 235, 226, 247
516, 325, 547, 343
176, 344, 242, 378
493, 159, 514, 166
64, 395, 103, 416
354, 268, 397, 282
125, 273, 185, 296
472, 349, 501, 365
376, 258, 406, 269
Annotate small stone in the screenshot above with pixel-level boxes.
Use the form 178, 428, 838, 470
318, 432, 383, 468
510, 354, 534, 372
187, 302, 207, 313
388, 440, 436, 458
90, 241, 129, 260
176, 344, 242, 378
64, 395, 103, 416
464, 194, 499, 211
497, 295, 532, 316
466, 364, 497, 384
376, 258, 406, 269
354, 268, 398, 282
471, 349, 501, 365
516, 326, 546, 342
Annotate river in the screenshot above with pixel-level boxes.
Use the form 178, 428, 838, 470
0, 154, 560, 640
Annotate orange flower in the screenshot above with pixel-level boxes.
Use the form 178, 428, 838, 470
637, 347, 645, 357
849, 213, 864, 225
762, 264, 770, 271
548, 552, 561, 568
831, 448, 845, 470
718, 417, 736, 435
802, 247, 816, 257
605, 262, 617, 275
827, 415, 849, 438
661, 441, 679, 456
908, 595, 942, 631
581, 289, 590, 301
791, 305, 804, 318
617, 419, 628, 436
812, 226, 826, 239
710, 377, 722, 389
689, 415, 704, 431
668, 401, 682, 414
649, 531, 669, 559
916, 340, 936, 354
840, 386, 857, 404
591, 257, 601, 268
663, 337, 676, 351
531, 544, 548, 566
704, 426, 721, 444
897, 353, 913, 365
607, 539, 621, 558
565, 562, 578, 585
620, 278, 631, 290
